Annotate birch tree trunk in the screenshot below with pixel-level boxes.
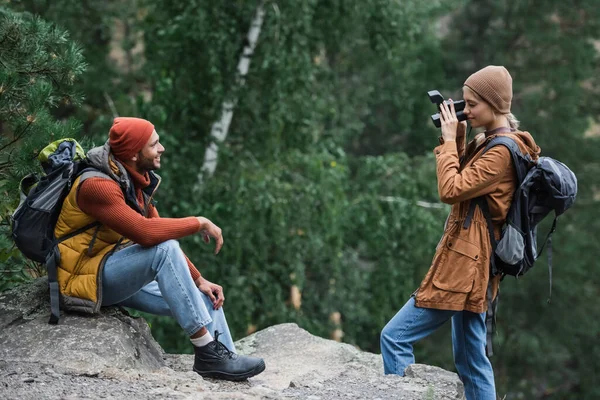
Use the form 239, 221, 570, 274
197, 2, 265, 187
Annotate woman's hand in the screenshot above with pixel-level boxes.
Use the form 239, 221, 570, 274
440, 98, 462, 143
196, 217, 224, 254
195, 277, 225, 310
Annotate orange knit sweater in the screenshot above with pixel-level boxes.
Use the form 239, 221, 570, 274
76, 165, 202, 281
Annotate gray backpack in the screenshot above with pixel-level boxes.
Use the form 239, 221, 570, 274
465, 136, 577, 357
11, 139, 108, 324
468, 136, 577, 285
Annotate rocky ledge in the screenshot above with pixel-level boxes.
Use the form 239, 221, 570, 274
0, 279, 464, 399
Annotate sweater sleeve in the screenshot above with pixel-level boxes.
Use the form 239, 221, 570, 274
147, 203, 202, 281
77, 177, 201, 247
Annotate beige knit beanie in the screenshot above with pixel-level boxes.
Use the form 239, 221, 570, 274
464, 65, 513, 114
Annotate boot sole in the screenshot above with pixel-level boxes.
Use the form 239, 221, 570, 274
193, 360, 266, 381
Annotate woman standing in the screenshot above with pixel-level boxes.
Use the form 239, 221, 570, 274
380, 66, 541, 399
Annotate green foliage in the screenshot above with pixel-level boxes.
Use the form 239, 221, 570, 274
142, 0, 258, 135
0, 7, 86, 286
9, 0, 128, 111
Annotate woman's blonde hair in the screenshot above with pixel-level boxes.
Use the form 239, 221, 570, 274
505, 112, 520, 130
492, 108, 520, 130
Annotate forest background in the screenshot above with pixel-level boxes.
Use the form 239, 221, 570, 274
1, 1, 598, 398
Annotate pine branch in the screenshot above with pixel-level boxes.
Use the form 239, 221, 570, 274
0, 120, 33, 153
0, 28, 9, 47
18, 67, 53, 75
0, 144, 19, 170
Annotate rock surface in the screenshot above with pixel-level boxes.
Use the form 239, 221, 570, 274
0, 279, 465, 399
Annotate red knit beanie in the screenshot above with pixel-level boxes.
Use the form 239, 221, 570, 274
464, 66, 513, 114
108, 117, 155, 161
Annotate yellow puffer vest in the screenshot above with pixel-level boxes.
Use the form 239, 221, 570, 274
54, 174, 129, 313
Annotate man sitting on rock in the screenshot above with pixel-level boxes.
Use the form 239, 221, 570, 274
53, 117, 265, 381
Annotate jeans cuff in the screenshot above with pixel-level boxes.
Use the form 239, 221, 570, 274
186, 317, 213, 337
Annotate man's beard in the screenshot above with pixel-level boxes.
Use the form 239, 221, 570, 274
136, 153, 159, 171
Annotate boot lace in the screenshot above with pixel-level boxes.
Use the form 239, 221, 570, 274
214, 331, 235, 359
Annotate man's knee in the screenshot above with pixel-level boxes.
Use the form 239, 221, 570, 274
153, 240, 187, 271
159, 239, 180, 250
156, 239, 181, 256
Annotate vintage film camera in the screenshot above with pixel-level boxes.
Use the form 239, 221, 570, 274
428, 90, 467, 128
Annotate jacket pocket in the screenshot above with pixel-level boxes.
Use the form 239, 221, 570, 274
432, 235, 480, 293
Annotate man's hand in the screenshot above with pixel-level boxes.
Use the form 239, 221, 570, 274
196, 217, 224, 254
195, 277, 225, 310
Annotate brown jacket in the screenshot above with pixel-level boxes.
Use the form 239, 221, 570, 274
414, 130, 540, 313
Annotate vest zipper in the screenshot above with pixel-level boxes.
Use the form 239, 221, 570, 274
144, 175, 161, 216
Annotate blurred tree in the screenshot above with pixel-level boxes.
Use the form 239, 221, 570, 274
8, 0, 150, 136
0, 7, 86, 290
138, 0, 451, 353
200, 2, 265, 181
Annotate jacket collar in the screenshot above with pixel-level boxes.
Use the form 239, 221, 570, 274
85, 141, 162, 213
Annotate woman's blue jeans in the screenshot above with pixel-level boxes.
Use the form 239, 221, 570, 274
101, 240, 235, 351
381, 297, 496, 400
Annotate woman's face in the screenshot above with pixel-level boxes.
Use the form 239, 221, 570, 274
462, 86, 496, 129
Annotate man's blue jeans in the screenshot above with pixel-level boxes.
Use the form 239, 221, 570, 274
101, 240, 235, 351
381, 297, 496, 400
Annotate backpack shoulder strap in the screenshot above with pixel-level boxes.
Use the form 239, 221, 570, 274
46, 248, 61, 324
482, 136, 530, 183
463, 136, 527, 232
78, 168, 111, 182
74, 168, 113, 253
74, 168, 112, 197
464, 136, 530, 272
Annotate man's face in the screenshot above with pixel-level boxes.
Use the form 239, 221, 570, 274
136, 130, 165, 171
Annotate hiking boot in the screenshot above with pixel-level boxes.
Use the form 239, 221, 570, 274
193, 331, 266, 381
